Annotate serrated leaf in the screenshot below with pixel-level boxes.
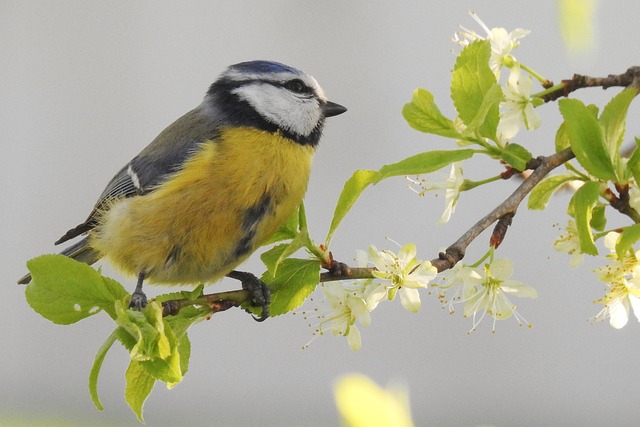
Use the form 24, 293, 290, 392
164, 306, 208, 338
559, 98, 616, 181
326, 150, 475, 246
262, 258, 320, 316
571, 180, 601, 255
377, 149, 475, 179
25, 254, 127, 325
125, 360, 156, 423
555, 121, 570, 152
115, 301, 183, 384
628, 145, 640, 184
600, 87, 638, 164
590, 204, 607, 231
501, 143, 533, 171
176, 333, 191, 381
89, 329, 119, 411
402, 88, 460, 138
462, 83, 503, 141
616, 224, 640, 259
263, 207, 299, 245
261, 244, 290, 277
528, 174, 578, 210
100, 276, 130, 320
451, 40, 500, 140
325, 169, 380, 246
266, 228, 311, 276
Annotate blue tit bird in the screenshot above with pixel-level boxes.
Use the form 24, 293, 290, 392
18, 60, 347, 320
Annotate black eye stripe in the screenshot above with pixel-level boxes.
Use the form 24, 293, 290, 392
230, 77, 314, 96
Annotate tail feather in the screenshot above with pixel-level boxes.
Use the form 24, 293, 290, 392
17, 237, 101, 284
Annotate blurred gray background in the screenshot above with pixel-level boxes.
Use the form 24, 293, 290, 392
3, 1, 640, 426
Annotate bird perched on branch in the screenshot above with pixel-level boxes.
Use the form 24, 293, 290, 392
18, 60, 347, 320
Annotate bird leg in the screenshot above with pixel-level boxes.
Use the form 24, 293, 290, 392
129, 271, 149, 310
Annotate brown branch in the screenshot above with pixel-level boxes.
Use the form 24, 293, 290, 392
317, 148, 576, 281
161, 289, 249, 317
542, 66, 640, 102
431, 148, 575, 271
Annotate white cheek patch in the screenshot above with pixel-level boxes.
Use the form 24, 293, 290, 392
232, 83, 323, 137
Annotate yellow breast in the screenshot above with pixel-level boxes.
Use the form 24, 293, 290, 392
90, 127, 315, 284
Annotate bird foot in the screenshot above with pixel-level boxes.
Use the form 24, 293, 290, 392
129, 290, 148, 310
227, 270, 271, 321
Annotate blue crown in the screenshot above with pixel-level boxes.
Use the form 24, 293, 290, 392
229, 60, 302, 76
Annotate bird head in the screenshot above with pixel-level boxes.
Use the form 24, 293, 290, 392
204, 60, 346, 146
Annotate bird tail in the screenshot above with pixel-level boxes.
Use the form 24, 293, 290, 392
17, 237, 101, 284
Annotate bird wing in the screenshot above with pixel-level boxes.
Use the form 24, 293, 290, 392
55, 107, 219, 245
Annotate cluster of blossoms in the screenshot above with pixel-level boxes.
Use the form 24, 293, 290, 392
436, 258, 537, 333
451, 13, 640, 330
305, 243, 437, 351
307, 244, 537, 349
555, 227, 640, 329
454, 11, 542, 142
408, 13, 543, 225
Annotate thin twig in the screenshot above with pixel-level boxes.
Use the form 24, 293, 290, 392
541, 66, 640, 102
431, 148, 575, 272
162, 289, 249, 317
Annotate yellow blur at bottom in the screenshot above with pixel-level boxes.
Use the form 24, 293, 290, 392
334, 374, 415, 427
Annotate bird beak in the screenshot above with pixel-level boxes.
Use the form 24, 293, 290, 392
322, 101, 347, 117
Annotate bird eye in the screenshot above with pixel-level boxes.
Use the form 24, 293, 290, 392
284, 79, 307, 94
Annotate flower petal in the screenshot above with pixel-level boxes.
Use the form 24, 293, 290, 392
347, 325, 362, 351
500, 280, 538, 298
629, 294, 640, 322
608, 298, 629, 329
490, 258, 514, 281
398, 243, 417, 264
399, 288, 422, 313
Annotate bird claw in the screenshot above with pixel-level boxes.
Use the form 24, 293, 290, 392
244, 276, 271, 322
129, 290, 148, 310
227, 270, 271, 321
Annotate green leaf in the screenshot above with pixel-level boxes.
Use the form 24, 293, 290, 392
125, 360, 156, 423
25, 254, 127, 325
501, 143, 533, 171
264, 227, 312, 276
559, 98, 616, 181
262, 258, 321, 316
263, 207, 299, 245
164, 306, 208, 338
377, 149, 475, 179
628, 144, 640, 184
325, 149, 475, 246
461, 84, 503, 141
528, 174, 578, 210
600, 88, 638, 164
115, 301, 183, 384
261, 244, 290, 277
555, 121, 570, 152
89, 329, 119, 411
325, 169, 380, 246
451, 40, 500, 140
616, 223, 640, 259
402, 88, 461, 138
101, 276, 131, 320
571, 181, 601, 255
176, 333, 191, 381
590, 204, 607, 232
